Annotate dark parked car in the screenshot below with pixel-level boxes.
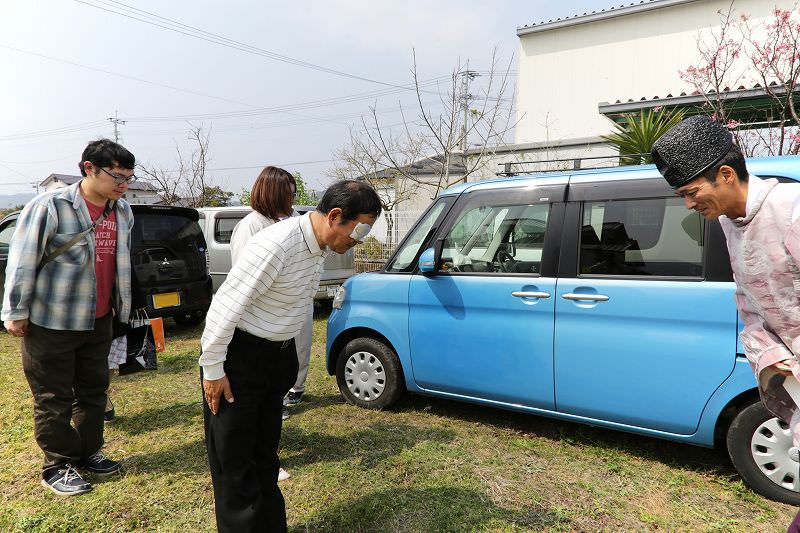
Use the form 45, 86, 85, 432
0, 204, 212, 328
129, 205, 212, 326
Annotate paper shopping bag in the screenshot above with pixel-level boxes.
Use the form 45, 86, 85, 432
150, 317, 165, 352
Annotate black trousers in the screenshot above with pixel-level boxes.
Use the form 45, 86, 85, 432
203, 329, 299, 533
21, 313, 113, 474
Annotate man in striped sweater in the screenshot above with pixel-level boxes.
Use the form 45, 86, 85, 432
199, 179, 381, 532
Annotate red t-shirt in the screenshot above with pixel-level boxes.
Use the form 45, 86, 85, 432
86, 201, 117, 318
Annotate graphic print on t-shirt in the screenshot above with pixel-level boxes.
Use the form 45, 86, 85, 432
86, 201, 118, 317
95, 217, 117, 263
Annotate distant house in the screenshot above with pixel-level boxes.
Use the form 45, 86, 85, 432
352, 153, 470, 245
39, 173, 162, 204
510, 0, 797, 170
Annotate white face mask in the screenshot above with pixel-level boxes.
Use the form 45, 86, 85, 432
350, 222, 372, 242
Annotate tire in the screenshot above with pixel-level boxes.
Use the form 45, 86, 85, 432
335, 337, 404, 410
726, 399, 800, 505
173, 309, 206, 327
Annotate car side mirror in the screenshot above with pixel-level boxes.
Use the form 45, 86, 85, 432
418, 238, 445, 274
418, 247, 437, 273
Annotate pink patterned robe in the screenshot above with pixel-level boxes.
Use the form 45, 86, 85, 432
720, 177, 800, 446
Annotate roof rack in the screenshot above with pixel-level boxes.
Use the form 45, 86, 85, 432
497, 153, 650, 176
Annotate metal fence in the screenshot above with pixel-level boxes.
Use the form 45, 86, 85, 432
353, 210, 424, 273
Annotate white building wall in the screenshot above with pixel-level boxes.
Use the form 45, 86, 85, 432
41, 180, 67, 192
515, 0, 793, 144
122, 190, 161, 204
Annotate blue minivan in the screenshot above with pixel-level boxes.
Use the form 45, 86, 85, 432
326, 156, 800, 504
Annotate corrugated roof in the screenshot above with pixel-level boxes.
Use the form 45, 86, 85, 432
599, 81, 793, 111
598, 82, 800, 128
517, 0, 701, 35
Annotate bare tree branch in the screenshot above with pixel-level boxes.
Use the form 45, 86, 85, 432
137, 124, 227, 206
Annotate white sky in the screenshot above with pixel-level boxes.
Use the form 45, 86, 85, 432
0, 0, 620, 197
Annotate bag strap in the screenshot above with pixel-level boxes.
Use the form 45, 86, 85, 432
39, 201, 115, 269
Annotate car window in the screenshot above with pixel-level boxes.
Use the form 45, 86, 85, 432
0, 218, 16, 255
579, 197, 704, 277
441, 202, 550, 275
386, 200, 448, 272
197, 213, 206, 232
131, 212, 207, 282
214, 217, 242, 244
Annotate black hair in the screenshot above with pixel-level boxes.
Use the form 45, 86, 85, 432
316, 179, 382, 222
698, 143, 749, 184
79, 139, 135, 177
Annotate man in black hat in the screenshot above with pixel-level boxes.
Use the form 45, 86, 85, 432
653, 116, 800, 526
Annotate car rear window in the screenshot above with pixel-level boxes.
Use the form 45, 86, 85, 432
131, 213, 207, 283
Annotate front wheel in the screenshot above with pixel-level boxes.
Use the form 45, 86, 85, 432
727, 400, 800, 505
335, 337, 404, 410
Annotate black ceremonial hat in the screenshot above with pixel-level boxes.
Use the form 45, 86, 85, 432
651, 115, 733, 188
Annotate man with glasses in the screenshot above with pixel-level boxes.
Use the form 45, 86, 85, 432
2, 139, 136, 495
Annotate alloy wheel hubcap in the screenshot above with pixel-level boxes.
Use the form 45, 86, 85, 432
344, 351, 385, 401
751, 417, 799, 491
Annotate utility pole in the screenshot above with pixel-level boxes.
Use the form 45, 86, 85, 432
459, 67, 479, 153
108, 110, 126, 143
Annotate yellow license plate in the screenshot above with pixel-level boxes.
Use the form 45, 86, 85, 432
152, 291, 180, 309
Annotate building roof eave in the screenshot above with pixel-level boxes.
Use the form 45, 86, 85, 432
517, 0, 701, 36
599, 84, 800, 128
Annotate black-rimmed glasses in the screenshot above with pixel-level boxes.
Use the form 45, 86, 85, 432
100, 167, 138, 184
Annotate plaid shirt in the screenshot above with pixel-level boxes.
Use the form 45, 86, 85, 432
1, 181, 133, 331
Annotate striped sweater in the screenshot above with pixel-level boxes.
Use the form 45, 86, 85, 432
199, 212, 327, 380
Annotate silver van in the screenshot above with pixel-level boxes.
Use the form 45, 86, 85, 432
196, 205, 355, 299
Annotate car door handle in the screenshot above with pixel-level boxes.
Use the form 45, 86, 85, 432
561, 293, 609, 302
511, 291, 551, 299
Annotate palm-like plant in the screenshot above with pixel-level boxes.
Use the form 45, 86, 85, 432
601, 108, 686, 165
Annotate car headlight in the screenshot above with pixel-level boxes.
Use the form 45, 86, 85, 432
332, 285, 346, 309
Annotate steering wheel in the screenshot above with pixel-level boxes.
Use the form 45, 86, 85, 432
496, 250, 516, 272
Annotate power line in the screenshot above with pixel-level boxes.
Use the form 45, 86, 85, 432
0, 154, 76, 165
209, 159, 339, 172
75, 0, 439, 94
0, 161, 32, 180
0, 45, 350, 129
0, 118, 108, 142
121, 100, 445, 136
143, 158, 341, 174
0, 180, 37, 186
0, 92, 447, 143
0, 46, 459, 141
123, 77, 453, 123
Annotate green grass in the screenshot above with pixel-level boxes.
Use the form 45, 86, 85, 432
0, 310, 796, 532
